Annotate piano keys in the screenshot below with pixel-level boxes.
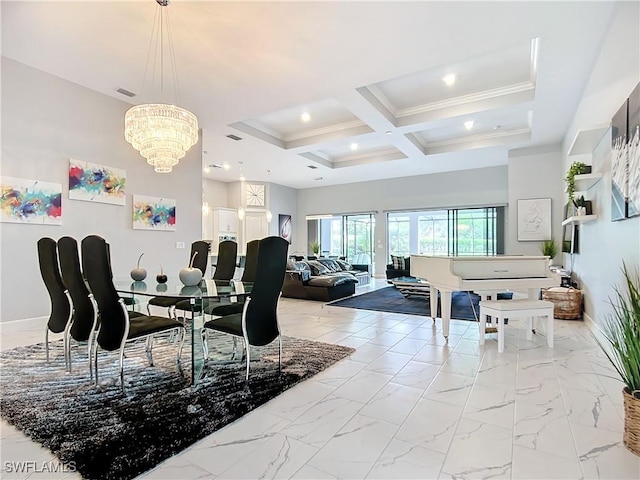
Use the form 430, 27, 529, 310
410, 255, 559, 338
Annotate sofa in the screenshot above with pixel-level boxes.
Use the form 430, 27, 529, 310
282, 258, 367, 301
385, 255, 413, 280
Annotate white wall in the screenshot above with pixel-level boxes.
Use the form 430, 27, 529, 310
268, 182, 297, 239
561, 1, 640, 326
296, 166, 509, 276
0, 58, 203, 322
507, 146, 565, 257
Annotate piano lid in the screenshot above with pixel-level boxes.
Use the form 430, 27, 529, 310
412, 255, 551, 280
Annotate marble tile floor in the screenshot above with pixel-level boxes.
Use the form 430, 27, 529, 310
2, 279, 639, 479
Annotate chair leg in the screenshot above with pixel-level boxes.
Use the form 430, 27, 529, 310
278, 335, 282, 375
232, 336, 239, 360
119, 344, 126, 391
245, 342, 251, 383
94, 344, 99, 385
177, 328, 185, 365
45, 326, 50, 363
146, 336, 154, 366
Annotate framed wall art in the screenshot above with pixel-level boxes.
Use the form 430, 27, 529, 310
69, 159, 126, 205
517, 198, 551, 241
0, 176, 62, 225
132, 195, 176, 231
278, 214, 292, 243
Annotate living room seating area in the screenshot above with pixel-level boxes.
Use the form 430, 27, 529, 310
282, 257, 369, 301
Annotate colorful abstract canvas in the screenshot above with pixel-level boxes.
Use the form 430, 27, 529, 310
69, 159, 126, 205
0, 176, 62, 225
132, 195, 176, 231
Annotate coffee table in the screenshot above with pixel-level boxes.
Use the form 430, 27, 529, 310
390, 276, 430, 297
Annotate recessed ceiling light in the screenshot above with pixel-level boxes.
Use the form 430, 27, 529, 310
385, 131, 393, 135
350, 142, 358, 151
442, 74, 456, 86
301, 112, 311, 122
464, 120, 474, 130
222, 163, 230, 170
203, 167, 210, 174
239, 175, 246, 181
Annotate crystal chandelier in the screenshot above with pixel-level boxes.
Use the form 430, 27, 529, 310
124, 0, 198, 173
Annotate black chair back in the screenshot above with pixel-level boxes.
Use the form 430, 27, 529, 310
81, 235, 127, 351
213, 240, 238, 280
241, 239, 260, 283
37, 237, 71, 334
191, 241, 210, 276
245, 236, 288, 346
58, 236, 95, 342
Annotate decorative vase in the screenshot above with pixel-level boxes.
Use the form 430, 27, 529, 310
130, 253, 147, 281
179, 251, 203, 286
623, 387, 640, 456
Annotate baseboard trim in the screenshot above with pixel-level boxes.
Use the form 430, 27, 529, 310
1, 316, 47, 327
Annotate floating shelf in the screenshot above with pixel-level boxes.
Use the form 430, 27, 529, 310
562, 215, 598, 226
573, 172, 603, 191
567, 126, 608, 156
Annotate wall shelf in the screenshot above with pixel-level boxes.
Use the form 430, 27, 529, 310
564, 172, 603, 193
567, 126, 608, 156
562, 215, 597, 226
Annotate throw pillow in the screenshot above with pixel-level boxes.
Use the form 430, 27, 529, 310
317, 258, 341, 272
404, 256, 411, 270
391, 255, 405, 270
336, 259, 353, 271
307, 260, 331, 276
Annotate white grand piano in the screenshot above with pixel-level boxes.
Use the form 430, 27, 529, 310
411, 255, 558, 338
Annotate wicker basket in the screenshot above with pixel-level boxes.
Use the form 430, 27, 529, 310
541, 287, 582, 319
623, 387, 640, 456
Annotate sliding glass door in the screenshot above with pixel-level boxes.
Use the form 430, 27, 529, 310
388, 206, 503, 258
343, 214, 375, 266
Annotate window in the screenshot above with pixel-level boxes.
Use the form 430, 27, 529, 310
388, 206, 503, 258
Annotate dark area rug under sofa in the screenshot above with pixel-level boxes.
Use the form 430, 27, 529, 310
329, 286, 512, 320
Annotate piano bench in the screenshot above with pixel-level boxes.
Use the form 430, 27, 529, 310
479, 299, 555, 353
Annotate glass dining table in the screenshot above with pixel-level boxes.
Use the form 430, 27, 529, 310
114, 277, 252, 385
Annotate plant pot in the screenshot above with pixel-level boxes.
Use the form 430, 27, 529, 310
623, 387, 640, 456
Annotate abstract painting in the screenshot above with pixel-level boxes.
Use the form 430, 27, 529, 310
0, 176, 62, 225
611, 99, 628, 221
69, 159, 126, 205
279, 214, 292, 243
132, 195, 176, 231
517, 198, 551, 241
627, 82, 640, 218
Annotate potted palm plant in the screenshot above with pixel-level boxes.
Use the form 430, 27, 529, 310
540, 239, 557, 265
309, 240, 320, 256
594, 263, 640, 456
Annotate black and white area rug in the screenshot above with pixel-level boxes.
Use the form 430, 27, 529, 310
0, 335, 353, 480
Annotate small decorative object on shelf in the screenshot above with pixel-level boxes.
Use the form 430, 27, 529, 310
130, 253, 147, 281
573, 195, 592, 216
179, 251, 203, 286
565, 161, 592, 202
156, 264, 168, 284
592, 263, 640, 456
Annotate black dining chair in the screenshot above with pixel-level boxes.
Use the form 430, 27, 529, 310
58, 236, 98, 376
202, 236, 289, 382
147, 240, 210, 320
213, 240, 238, 281
81, 235, 185, 388
38, 237, 72, 366
204, 239, 260, 318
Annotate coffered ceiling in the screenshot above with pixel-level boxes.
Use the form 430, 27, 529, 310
1, 1, 616, 189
